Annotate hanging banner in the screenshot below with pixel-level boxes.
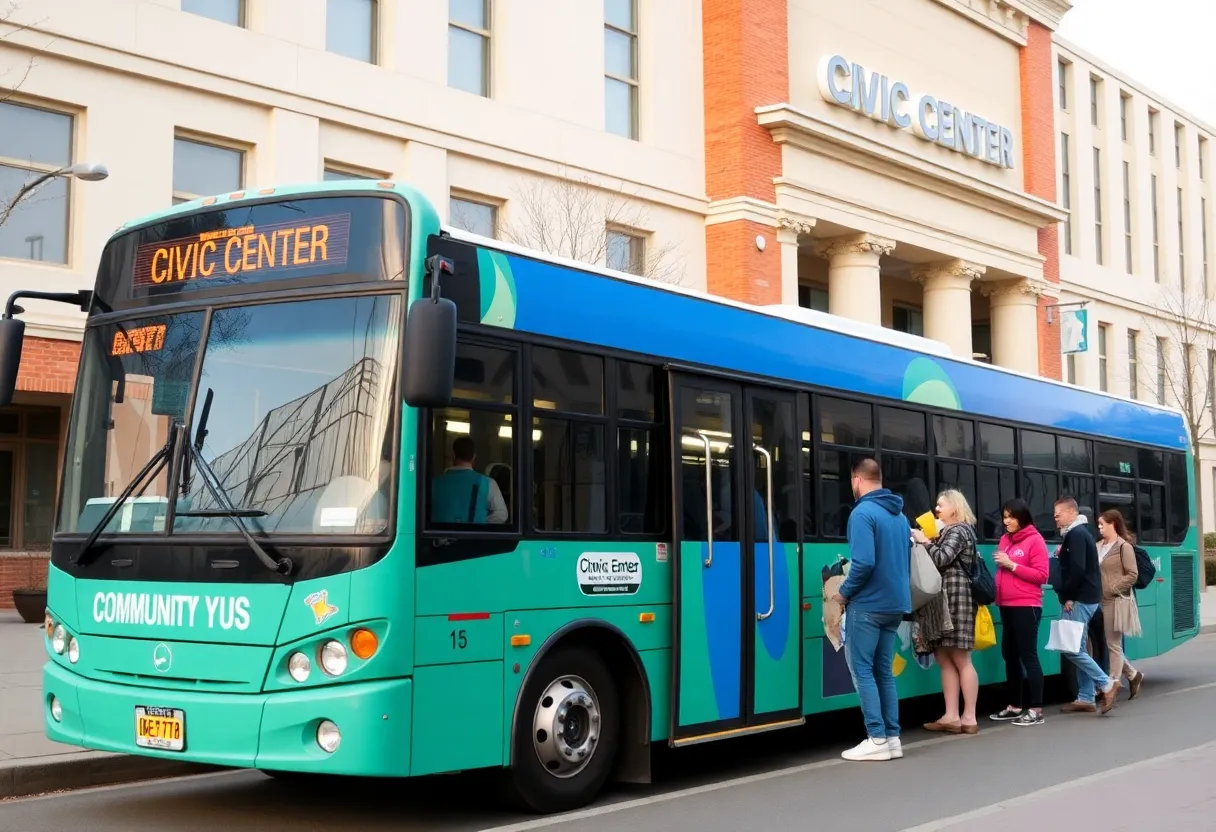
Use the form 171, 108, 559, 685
1060, 308, 1088, 354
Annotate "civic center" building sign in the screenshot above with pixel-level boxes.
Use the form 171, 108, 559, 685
817, 54, 1015, 170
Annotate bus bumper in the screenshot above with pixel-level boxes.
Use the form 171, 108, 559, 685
44, 662, 412, 776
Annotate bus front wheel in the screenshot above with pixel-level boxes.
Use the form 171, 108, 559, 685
508, 646, 620, 814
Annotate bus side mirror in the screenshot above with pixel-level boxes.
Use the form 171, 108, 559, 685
0, 317, 25, 407
402, 294, 457, 409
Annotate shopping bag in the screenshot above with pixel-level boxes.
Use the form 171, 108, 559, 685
974, 605, 996, 651
915, 511, 940, 539
909, 542, 942, 611
1046, 618, 1085, 653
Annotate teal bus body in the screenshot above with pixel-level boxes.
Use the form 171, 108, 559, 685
36, 181, 1200, 810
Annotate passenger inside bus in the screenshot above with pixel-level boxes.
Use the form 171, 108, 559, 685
430, 437, 509, 524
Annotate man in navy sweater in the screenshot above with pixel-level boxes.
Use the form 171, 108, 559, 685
831, 458, 911, 761
1053, 497, 1119, 714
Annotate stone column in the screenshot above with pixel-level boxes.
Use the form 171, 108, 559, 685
913, 259, 986, 357
813, 233, 894, 326
984, 280, 1046, 374
777, 214, 816, 307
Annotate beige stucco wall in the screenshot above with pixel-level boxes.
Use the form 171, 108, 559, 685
0, 0, 709, 336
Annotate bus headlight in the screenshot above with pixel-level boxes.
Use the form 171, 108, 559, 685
288, 651, 311, 682
51, 625, 67, 655
50, 696, 62, 723
67, 637, 80, 664
316, 720, 341, 753
318, 640, 347, 676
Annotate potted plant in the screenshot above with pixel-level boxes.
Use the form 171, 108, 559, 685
11, 553, 48, 624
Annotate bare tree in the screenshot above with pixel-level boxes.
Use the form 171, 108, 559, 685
0, 2, 39, 107
476, 167, 686, 285
1144, 286, 1215, 548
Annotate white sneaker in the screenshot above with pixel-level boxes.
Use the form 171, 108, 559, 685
888, 737, 903, 759
841, 737, 892, 761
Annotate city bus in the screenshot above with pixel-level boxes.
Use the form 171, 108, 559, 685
0, 180, 1199, 814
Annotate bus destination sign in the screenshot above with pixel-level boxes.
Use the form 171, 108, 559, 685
132, 213, 352, 289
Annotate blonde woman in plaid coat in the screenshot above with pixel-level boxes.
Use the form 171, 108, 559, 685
911, 490, 980, 735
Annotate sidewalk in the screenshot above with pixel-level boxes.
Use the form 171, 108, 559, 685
1204, 585, 1216, 634
0, 611, 215, 799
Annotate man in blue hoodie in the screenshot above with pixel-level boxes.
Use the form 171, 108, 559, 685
832, 457, 912, 762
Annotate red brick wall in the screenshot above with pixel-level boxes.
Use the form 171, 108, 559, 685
1020, 21, 1063, 380
17, 336, 80, 395
702, 0, 787, 306
0, 553, 48, 610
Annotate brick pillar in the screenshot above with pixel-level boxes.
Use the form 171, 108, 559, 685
702, 0, 788, 306
17, 336, 81, 395
1019, 21, 1062, 380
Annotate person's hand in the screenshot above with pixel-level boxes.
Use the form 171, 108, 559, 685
994, 552, 1015, 570
830, 592, 846, 608
910, 529, 929, 545
1063, 601, 1074, 613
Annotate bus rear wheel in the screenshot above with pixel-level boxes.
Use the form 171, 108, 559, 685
508, 647, 619, 814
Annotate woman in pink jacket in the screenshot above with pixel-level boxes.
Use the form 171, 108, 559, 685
989, 498, 1050, 727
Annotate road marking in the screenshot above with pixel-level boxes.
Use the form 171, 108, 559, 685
1159, 680, 1216, 698
897, 738, 1216, 831
2, 770, 246, 804
477, 729, 1007, 832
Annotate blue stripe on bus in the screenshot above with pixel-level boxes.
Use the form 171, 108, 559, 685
506, 253, 1188, 451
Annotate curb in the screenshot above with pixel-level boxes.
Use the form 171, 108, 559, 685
1202, 624, 1216, 635
0, 751, 222, 800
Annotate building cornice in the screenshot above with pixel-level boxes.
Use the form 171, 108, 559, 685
929, 0, 1071, 43
756, 104, 1069, 229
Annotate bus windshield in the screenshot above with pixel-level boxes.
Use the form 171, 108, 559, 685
58, 294, 402, 537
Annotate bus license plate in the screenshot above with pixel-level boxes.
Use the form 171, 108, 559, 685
134, 706, 185, 751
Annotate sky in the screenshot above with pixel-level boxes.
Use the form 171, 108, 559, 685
1057, 0, 1216, 127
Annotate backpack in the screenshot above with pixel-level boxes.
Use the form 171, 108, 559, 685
959, 525, 997, 606
1132, 544, 1156, 590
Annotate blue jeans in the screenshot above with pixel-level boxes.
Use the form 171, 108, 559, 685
845, 610, 903, 739
1062, 602, 1113, 703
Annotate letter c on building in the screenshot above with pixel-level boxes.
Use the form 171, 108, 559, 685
914, 94, 940, 142
889, 82, 911, 129
818, 54, 852, 107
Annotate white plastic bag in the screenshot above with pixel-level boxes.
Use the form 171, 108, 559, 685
909, 543, 942, 610
1046, 618, 1085, 653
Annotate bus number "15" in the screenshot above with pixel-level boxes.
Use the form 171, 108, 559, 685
450, 629, 467, 650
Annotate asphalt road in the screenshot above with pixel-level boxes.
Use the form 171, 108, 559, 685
4, 635, 1216, 832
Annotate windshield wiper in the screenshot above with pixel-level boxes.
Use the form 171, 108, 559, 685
176, 390, 292, 576
73, 428, 178, 566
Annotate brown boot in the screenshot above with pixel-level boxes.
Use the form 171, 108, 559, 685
1099, 681, 1122, 714
1128, 671, 1144, 700
1060, 701, 1097, 713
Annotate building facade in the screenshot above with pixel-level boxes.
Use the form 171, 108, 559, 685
1053, 39, 1216, 535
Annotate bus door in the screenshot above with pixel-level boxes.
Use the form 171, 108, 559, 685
668, 373, 804, 745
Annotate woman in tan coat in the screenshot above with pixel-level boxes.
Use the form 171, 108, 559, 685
1096, 510, 1145, 699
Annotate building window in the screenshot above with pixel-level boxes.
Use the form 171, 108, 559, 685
1151, 173, 1160, 281
798, 284, 828, 312
449, 195, 497, 239
1175, 122, 1184, 168
606, 227, 644, 275
326, 0, 376, 63
172, 136, 243, 204
1093, 147, 1103, 265
1127, 330, 1139, 399
604, 0, 639, 140
972, 322, 992, 364
1058, 59, 1068, 110
1201, 136, 1208, 180
1179, 187, 1186, 287
1203, 197, 1210, 297
892, 305, 924, 337
1061, 133, 1072, 255
1149, 109, 1158, 155
449, 0, 490, 96
1066, 353, 1076, 385
181, 0, 243, 25
1123, 161, 1133, 274
0, 101, 74, 264
1119, 92, 1129, 141
1157, 337, 1167, 404
0, 406, 62, 550
1098, 324, 1109, 392
1090, 75, 1100, 126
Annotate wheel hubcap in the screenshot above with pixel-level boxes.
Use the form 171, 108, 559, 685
532, 674, 600, 779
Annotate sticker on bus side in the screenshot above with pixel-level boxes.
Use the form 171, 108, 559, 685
577, 553, 642, 596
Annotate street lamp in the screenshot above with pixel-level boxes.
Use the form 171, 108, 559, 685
0, 162, 109, 228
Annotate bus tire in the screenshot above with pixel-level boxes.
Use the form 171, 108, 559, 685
508, 646, 620, 814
